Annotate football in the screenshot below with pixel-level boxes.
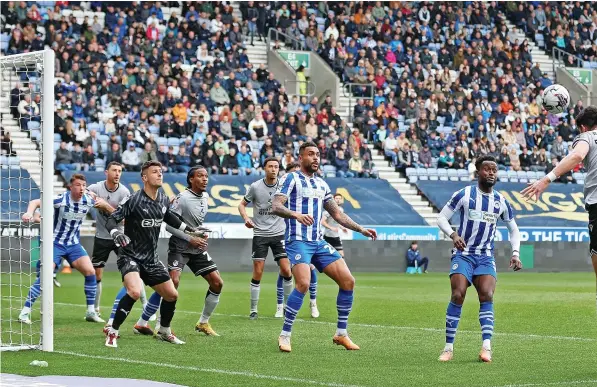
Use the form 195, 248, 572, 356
540, 84, 570, 114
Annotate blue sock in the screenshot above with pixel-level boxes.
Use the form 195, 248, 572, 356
141, 292, 162, 322
276, 274, 284, 305
110, 286, 128, 320
336, 289, 353, 333
281, 289, 305, 334
84, 275, 97, 307
479, 302, 494, 341
446, 302, 463, 345
24, 276, 41, 309
309, 268, 317, 301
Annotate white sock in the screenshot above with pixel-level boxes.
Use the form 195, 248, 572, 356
336, 328, 347, 336
199, 290, 220, 324
53, 273, 57, 279
444, 343, 454, 352
87, 304, 95, 313
483, 339, 491, 350
94, 281, 102, 310
280, 330, 291, 337
158, 326, 171, 335
250, 282, 260, 313
310, 299, 317, 306
136, 317, 148, 327
107, 318, 113, 326
283, 278, 293, 303
21, 306, 31, 315
140, 286, 147, 305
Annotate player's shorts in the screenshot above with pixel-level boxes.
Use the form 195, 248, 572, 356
324, 236, 343, 251
252, 235, 287, 262
586, 203, 597, 255
449, 252, 497, 285
53, 242, 88, 267
117, 254, 171, 287
285, 240, 342, 273
168, 250, 218, 277
91, 237, 118, 268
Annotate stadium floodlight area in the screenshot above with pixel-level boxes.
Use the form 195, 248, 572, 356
0, 50, 55, 351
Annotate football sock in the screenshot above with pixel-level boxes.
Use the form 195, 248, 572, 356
276, 275, 284, 305
112, 294, 136, 330
53, 264, 59, 277
84, 275, 97, 313
199, 289, 220, 324
24, 276, 41, 309
138, 291, 162, 326
281, 288, 305, 336
108, 286, 127, 325
336, 289, 353, 336
445, 302, 463, 351
282, 276, 293, 303
250, 278, 260, 313
479, 301, 494, 350
159, 299, 176, 328
140, 286, 147, 305
94, 280, 102, 310
309, 268, 318, 301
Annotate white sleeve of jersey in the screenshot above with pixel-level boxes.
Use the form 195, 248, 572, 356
505, 219, 520, 257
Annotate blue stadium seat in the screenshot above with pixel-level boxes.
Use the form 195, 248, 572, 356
0, 156, 8, 169
507, 170, 518, 182
95, 158, 105, 170
54, 133, 61, 141
31, 129, 41, 141
437, 169, 448, 181
157, 137, 168, 147
417, 168, 429, 181
517, 171, 529, 183
322, 165, 336, 178
167, 138, 180, 147
54, 142, 61, 151
8, 157, 20, 167
497, 170, 508, 181
427, 168, 438, 181
448, 169, 459, 181
405, 167, 416, 176
573, 172, 584, 182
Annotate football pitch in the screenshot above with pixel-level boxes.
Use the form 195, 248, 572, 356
2, 271, 597, 387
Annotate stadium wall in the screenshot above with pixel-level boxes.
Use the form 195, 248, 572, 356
1, 237, 592, 273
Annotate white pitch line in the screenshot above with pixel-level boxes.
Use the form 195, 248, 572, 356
487, 380, 597, 387
47, 301, 597, 343
54, 350, 368, 387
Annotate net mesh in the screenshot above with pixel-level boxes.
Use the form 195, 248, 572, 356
1, 52, 48, 351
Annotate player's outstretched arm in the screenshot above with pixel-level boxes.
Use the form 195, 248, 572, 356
22, 199, 41, 222
505, 219, 522, 271
521, 140, 589, 201
323, 199, 377, 240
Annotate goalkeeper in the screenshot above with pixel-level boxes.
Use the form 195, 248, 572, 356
103, 161, 206, 348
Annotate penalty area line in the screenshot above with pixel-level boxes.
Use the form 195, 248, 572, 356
47, 301, 597, 343
54, 350, 369, 387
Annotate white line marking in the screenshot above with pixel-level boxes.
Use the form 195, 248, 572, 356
47, 301, 597, 343
487, 380, 597, 387
54, 350, 368, 387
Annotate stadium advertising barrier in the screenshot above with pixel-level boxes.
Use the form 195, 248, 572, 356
63, 172, 427, 226
416, 181, 586, 227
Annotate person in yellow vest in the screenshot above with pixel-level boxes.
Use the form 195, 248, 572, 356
297, 65, 307, 96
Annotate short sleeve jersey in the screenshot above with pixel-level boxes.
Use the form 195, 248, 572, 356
572, 131, 597, 205
87, 181, 130, 240
168, 189, 209, 254
243, 179, 286, 237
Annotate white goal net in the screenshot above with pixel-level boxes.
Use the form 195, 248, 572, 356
0, 50, 54, 351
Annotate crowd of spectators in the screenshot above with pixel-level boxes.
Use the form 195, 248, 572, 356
1, 1, 592, 183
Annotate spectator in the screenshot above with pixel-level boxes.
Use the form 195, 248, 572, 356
189, 146, 203, 168
418, 145, 433, 168
204, 148, 220, 175
157, 144, 170, 172
140, 142, 157, 164
438, 150, 454, 169
55, 142, 75, 172
406, 241, 429, 273
237, 145, 252, 175
106, 143, 123, 165
1, 130, 16, 156
250, 150, 263, 175
397, 144, 413, 173
383, 131, 398, 166
175, 145, 191, 173
547, 157, 574, 184
519, 147, 532, 171
222, 147, 240, 175
17, 94, 39, 130
82, 145, 96, 171
349, 152, 364, 177
122, 144, 141, 172
334, 150, 353, 178
72, 143, 84, 171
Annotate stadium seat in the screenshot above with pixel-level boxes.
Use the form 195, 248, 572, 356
54, 133, 61, 141
0, 156, 8, 168
31, 129, 41, 141
8, 157, 20, 167
437, 169, 448, 181
157, 137, 168, 147
507, 170, 518, 182
95, 158, 105, 170
573, 172, 584, 182
167, 138, 180, 147
417, 168, 429, 181
427, 168, 438, 181
405, 167, 416, 177
447, 169, 459, 181
497, 170, 508, 181
54, 142, 60, 151
322, 165, 336, 178
517, 171, 529, 183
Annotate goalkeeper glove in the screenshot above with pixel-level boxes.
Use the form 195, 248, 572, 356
110, 229, 131, 247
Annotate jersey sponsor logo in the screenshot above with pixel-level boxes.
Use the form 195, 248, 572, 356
61, 211, 88, 221
302, 187, 326, 199
141, 219, 163, 227
468, 210, 498, 224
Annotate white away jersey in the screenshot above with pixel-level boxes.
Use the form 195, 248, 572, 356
444, 185, 514, 256
275, 171, 333, 242
572, 130, 597, 205
53, 192, 95, 246
87, 181, 130, 239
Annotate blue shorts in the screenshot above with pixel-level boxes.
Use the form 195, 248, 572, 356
53, 242, 88, 267
449, 252, 497, 285
285, 240, 342, 273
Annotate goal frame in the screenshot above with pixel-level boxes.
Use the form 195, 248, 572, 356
0, 49, 54, 352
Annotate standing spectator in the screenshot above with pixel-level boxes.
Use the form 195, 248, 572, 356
55, 142, 76, 172
175, 145, 191, 173
406, 241, 429, 273
122, 144, 141, 172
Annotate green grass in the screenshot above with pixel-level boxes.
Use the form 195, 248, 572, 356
2, 271, 597, 387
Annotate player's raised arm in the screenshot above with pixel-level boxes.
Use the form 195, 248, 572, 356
437, 189, 466, 251
21, 198, 41, 222
322, 196, 377, 240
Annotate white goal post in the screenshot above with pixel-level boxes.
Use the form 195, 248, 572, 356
0, 50, 54, 351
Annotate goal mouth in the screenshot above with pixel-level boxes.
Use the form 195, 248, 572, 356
1, 50, 55, 352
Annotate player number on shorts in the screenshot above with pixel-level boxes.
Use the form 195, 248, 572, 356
324, 243, 336, 254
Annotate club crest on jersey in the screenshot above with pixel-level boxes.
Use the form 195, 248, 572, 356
452, 263, 458, 270
162, 206, 167, 214
172, 260, 179, 267
295, 254, 302, 261
494, 201, 501, 209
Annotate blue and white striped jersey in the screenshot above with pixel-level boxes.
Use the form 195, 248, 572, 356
275, 171, 333, 242
53, 192, 95, 246
444, 185, 514, 256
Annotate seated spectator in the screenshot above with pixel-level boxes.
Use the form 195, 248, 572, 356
383, 131, 398, 166
519, 147, 532, 171
204, 148, 220, 175
175, 145, 191, 173
83, 129, 103, 159
189, 146, 203, 168
406, 241, 429, 273
334, 150, 353, 178
418, 145, 432, 168
453, 146, 467, 170
140, 142, 157, 164
438, 150, 454, 169
157, 144, 170, 172
71, 143, 84, 171
83, 145, 96, 171
222, 147, 240, 175
106, 143, 123, 166
497, 147, 511, 171
530, 147, 547, 172
55, 142, 76, 172
397, 144, 412, 173
122, 144, 141, 172
349, 153, 364, 177
361, 153, 378, 178
250, 150, 264, 175
0, 130, 16, 156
